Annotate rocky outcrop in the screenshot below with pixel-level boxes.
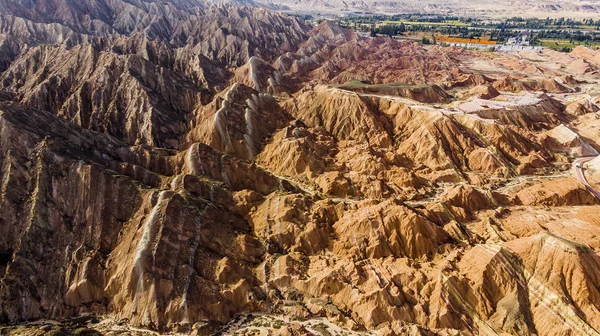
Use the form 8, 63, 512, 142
0, 0, 310, 67
391, 106, 528, 178
308, 21, 358, 45
233, 56, 298, 96
543, 124, 600, 157
186, 83, 292, 161
493, 76, 572, 94
0, 103, 290, 330
1, 4, 600, 336
514, 178, 599, 206
256, 123, 338, 180
441, 185, 493, 219
505, 233, 600, 336
0, 44, 204, 148
465, 84, 500, 99
451, 73, 493, 88
457, 245, 536, 335
332, 200, 449, 259
566, 98, 599, 115
325, 40, 463, 86
279, 29, 467, 86
571, 45, 600, 67
283, 86, 392, 147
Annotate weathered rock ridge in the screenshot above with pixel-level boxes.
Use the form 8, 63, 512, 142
0, 5, 600, 336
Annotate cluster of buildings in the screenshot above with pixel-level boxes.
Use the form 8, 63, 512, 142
506, 31, 532, 46
436, 30, 542, 52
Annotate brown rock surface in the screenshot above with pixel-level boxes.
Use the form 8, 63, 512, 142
514, 178, 599, 206
186, 83, 293, 161
465, 84, 500, 99
1, 6, 600, 336
282, 86, 392, 148
493, 76, 573, 93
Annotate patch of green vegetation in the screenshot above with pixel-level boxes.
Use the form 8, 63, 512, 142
0, 326, 29, 336
336, 80, 372, 87
523, 58, 544, 63
248, 316, 274, 328
43, 327, 71, 336
382, 20, 468, 27
72, 328, 102, 336
0, 324, 102, 336
271, 319, 285, 329
311, 322, 332, 336
535, 38, 600, 52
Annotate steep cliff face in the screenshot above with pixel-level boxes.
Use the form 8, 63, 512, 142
282, 86, 393, 148
1, 5, 600, 335
0, 1, 312, 149
0, 104, 143, 323
0, 44, 204, 148
505, 233, 600, 336
186, 83, 292, 161
256, 124, 338, 181
0, 102, 291, 331
0, 0, 310, 66
233, 56, 299, 96
515, 178, 599, 206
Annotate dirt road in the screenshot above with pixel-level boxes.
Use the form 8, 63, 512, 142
574, 157, 600, 200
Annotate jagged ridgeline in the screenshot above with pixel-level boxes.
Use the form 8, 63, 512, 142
1, 0, 600, 335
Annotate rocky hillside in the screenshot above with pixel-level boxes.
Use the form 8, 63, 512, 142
1, 3, 600, 335
0, 0, 309, 67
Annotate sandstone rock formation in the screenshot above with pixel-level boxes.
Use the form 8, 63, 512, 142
0, 43, 204, 148
0, 3, 600, 336
186, 83, 292, 160
465, 84, 500, 100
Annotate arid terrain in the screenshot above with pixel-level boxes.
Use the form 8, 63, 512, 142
1, 1, 600, 335
256, 0, 600, 18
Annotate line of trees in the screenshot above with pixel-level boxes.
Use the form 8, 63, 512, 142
344, 14, 600, 30
337, 14, 600, 52
370, 23, 406, 37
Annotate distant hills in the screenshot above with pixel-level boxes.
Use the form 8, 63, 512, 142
253, 0, 600, 18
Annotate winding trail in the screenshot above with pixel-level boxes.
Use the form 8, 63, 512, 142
573, 157, 600, 200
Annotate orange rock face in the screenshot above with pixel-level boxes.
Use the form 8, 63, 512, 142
1, 3, 600, 335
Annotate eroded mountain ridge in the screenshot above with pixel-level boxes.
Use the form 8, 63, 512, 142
0, 1, 600, 335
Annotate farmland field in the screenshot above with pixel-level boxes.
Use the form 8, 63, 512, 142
381, 20, 469, 26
